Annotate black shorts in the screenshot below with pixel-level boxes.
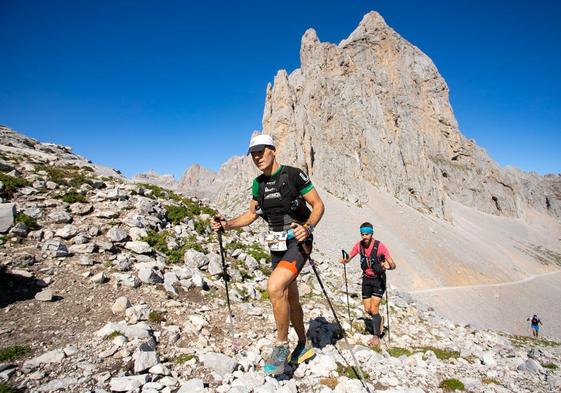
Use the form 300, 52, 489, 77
361, 276, 385, 299
270, 236, 313, 277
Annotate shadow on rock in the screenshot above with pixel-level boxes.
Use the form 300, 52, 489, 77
0, 270, 44, 308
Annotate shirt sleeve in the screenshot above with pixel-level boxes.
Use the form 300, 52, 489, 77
251, 178, 259, 200
291, 167, 314, 196
349, 242, 360, 259
377, 242, 391, 260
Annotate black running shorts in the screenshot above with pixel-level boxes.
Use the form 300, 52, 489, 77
361, 276, 385, 299
271, 237, 313, 277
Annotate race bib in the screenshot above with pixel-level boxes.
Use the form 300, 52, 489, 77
265, 230, 288, 252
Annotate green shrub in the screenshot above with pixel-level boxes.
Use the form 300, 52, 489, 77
15, 213, 40, 230
193, 218, 210, 235
61, 191, 86, 203
175, 354, 196, 364
142, 229, 169, 253
542, 362, 558, 370
81, 166, 94, 172
336, 362, 369, 380
225, 240, 269, 262
142, 230, 204, 263
0, 173, 29, 196
0, 345, 31, 361
34, 163, 93, 187
183, 234, 205, 254
415, 346, 459, 360
148, 311, 165, 323
439, 379, 464, 391
104, 331, 122, 340
0, 383, 15, 393
165, 205, 190, 224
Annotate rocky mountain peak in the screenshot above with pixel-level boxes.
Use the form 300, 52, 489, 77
255, 12, 561, 221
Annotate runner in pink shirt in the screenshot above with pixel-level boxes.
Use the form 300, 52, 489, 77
340, 222, 396, 346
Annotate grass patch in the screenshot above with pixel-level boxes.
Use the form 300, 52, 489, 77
0, 173, 29, 197
142, 230, 205, 263
174, 354, 196, 364
0, 345, 32, 362
225, 240, 269, 262
439, 379, 464, 391
104, 331, 123, 340
165, 205, 190, 224
15, 212, 40, 230
542, 362, 558, 370
510, 335, 560, 348
60, 191, 86, 203
259, 288, 269, 301
194, 218, 210, 235
34, 163, 93, 187
415, 346, 459, 360
0, 383, 15, 393
336, 362, 369, 380
148, 311, 165, 323
387, 347, 414, 357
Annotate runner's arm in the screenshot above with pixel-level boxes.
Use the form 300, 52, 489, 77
383, 256, 396, 270
292, 188, 325, 242
212, 200, 259, 231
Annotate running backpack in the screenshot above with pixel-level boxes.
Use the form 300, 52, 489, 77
532, 316, 539, 324
359, 240, 384, 277
256, 167, 311, 224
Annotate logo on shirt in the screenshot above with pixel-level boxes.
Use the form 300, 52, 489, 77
264, 192, 281, 200
299, 172, 309, 182
264, 187, 276, 193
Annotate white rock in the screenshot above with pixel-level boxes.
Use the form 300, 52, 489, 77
42, 240, 69, 257
91, 271, 108, 284
125, 241, 152, 254
111, 296, 132, 315
0, 203, 16, 233
55, 224, 78, 239
23, 349, 66, 368
138, 267, 164, 284
177, 378, 205, 393
201, 352, 238, 377
48, 209, 72, 223
35, 289, 54, 302
107, 226, 129, 242
308, 353, 337, 377
149, 363, 170, 376
109, 375, 150, 391
482, 352, 497, 368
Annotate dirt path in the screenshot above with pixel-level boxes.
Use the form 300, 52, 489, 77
407, 269, 561, 294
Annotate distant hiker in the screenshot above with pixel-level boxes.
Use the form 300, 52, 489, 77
340, 222, 396, 346
211, 133, 325, 375
527, 314, 543, 338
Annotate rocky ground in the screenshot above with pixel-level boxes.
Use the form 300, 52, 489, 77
1, 127, 561, 393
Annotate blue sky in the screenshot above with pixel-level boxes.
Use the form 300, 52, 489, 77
1, 1, 560, 178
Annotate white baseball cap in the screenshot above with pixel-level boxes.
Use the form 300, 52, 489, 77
247, 134, 275, 154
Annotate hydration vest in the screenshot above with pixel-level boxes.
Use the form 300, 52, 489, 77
359, 240, 385, 278
532, 316, 539, 325
256, 167, 311, 231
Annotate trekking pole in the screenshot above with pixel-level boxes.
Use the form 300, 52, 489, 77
342, 250, 352, 334
305, 247, 372, 393
214, 218, 237, 349
381, 255, 391, 345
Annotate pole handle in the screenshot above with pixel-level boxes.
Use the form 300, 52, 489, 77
341, 249, 349, 260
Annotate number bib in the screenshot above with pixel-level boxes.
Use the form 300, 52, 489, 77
265, 230, 288, 252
